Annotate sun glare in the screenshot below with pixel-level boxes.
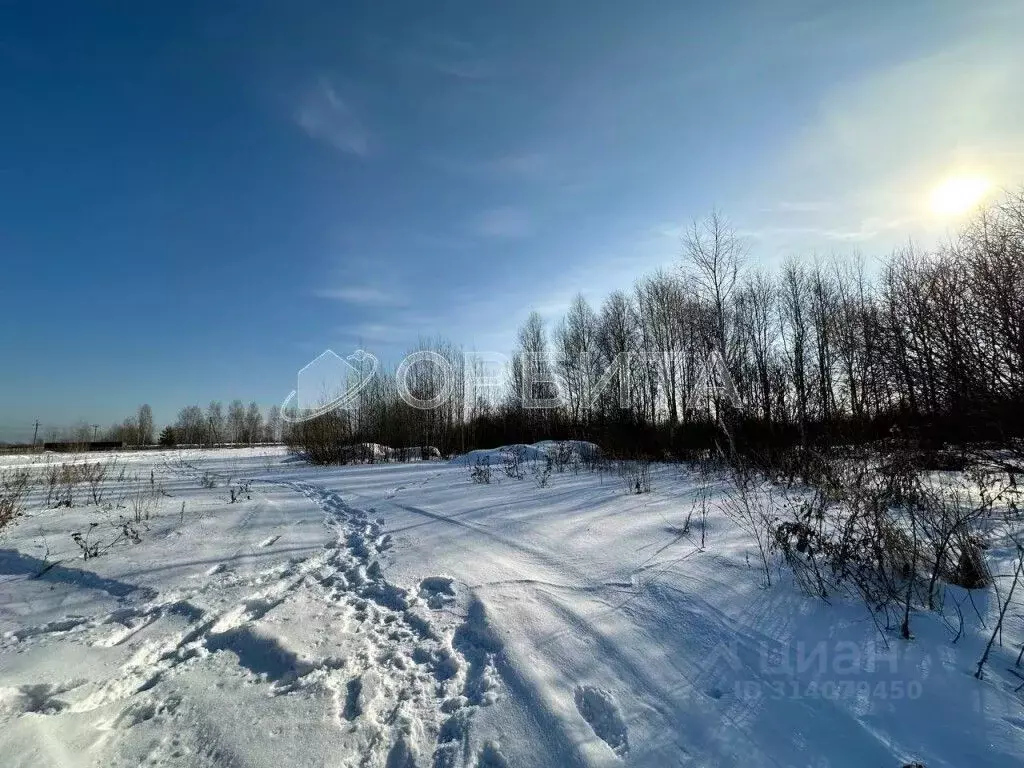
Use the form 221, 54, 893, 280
930, 176, 991, 216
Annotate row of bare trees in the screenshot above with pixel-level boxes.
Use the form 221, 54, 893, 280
171, 401, 283, 446
102, 404, 154, 445
493, 191, 1024, 457
39, 400, 280, 449
290, 189, 1023, 461
286, 338, 471, 462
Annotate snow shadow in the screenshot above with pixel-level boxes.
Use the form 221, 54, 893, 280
0, 549, 156, 599
204, 625, 314, 682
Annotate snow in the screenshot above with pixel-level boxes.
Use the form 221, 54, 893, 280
1, 446, 1022, 767
331, 443, 443, 463
449, 440, 600, 466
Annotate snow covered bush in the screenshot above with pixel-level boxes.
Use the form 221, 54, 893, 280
759, 447, 1012, 638
616, 459, 651, 494
470, 457, 492, 484
84, 460, 111, 505
501, 446, 526, 480
285, 411, 351, 464
531, 455, 553, 488
549, 441, 574, 473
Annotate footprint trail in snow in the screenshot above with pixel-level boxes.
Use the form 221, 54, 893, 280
1, 477, 504, 768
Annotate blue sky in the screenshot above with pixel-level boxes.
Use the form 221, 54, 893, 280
1, 1, 1022, 438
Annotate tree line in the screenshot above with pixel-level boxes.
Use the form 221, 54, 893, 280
161, 401, 283, 446
290, 188, 1023, 463
49, 190, 1019, 461
39, 405, 156, 447
41, 401, 285, 448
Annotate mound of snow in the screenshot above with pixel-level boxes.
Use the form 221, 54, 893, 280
332, 444, 443, 463
532, 440, 600, 461
339, 443, 395, 462
449, 440, 599, 466
450, 443, 543, 466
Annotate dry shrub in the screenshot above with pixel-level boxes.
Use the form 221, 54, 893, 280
755, 444, 1009, 637
1, 468, 33, 533
617, 459, 651, 494
946, 534, 990, 589
470, 458, 492, 484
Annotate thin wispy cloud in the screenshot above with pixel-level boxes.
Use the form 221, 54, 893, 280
740, 218, 914, 244
472, 206, 532, 239
314, 286, 403, 306
295, 78, 371, 157
430, 151, 551, 183
335, 317, 438, 347
336, 323, 408, 344
406, 34, 492, 81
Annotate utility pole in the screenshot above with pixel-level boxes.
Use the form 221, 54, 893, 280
32, 420, 40, 447
92, 424, 99, 441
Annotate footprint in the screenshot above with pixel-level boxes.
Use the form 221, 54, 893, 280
342, 677, 362, 720
419, 576, 456, 609
384, 734, 417, 768
574, 685, 629, 755
93, 614, 159, 648
109, 692, 181, 729
434, 708, 472, 766
0, 681, 83, 715
6, 616, 90, 643
356, 670, 383, 723
452, 600, 503, 706
476, 741, 510, 768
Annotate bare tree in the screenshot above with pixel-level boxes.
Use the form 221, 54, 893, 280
808, 262, 840, 421
509, 312, 557, 437
264, 404, 282, 443
735, 271, 779, 423
596, 290, 641, 420
227, 400, 246, 444
681, 210, 746, 360
175, 405, 206, 445
779, 258, 811, 434
553, 294, 600, 428
244, 402, 263, 445
206, 401, 224, 446
137, 404, 154, 445
635, 272, 685, 425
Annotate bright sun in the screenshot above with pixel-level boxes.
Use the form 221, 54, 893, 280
930, 176, 991, 216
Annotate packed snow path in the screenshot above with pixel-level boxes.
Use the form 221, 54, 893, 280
2, 447, 1023, 767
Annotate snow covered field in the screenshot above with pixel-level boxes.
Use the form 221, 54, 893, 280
1, 447, 1022, 767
